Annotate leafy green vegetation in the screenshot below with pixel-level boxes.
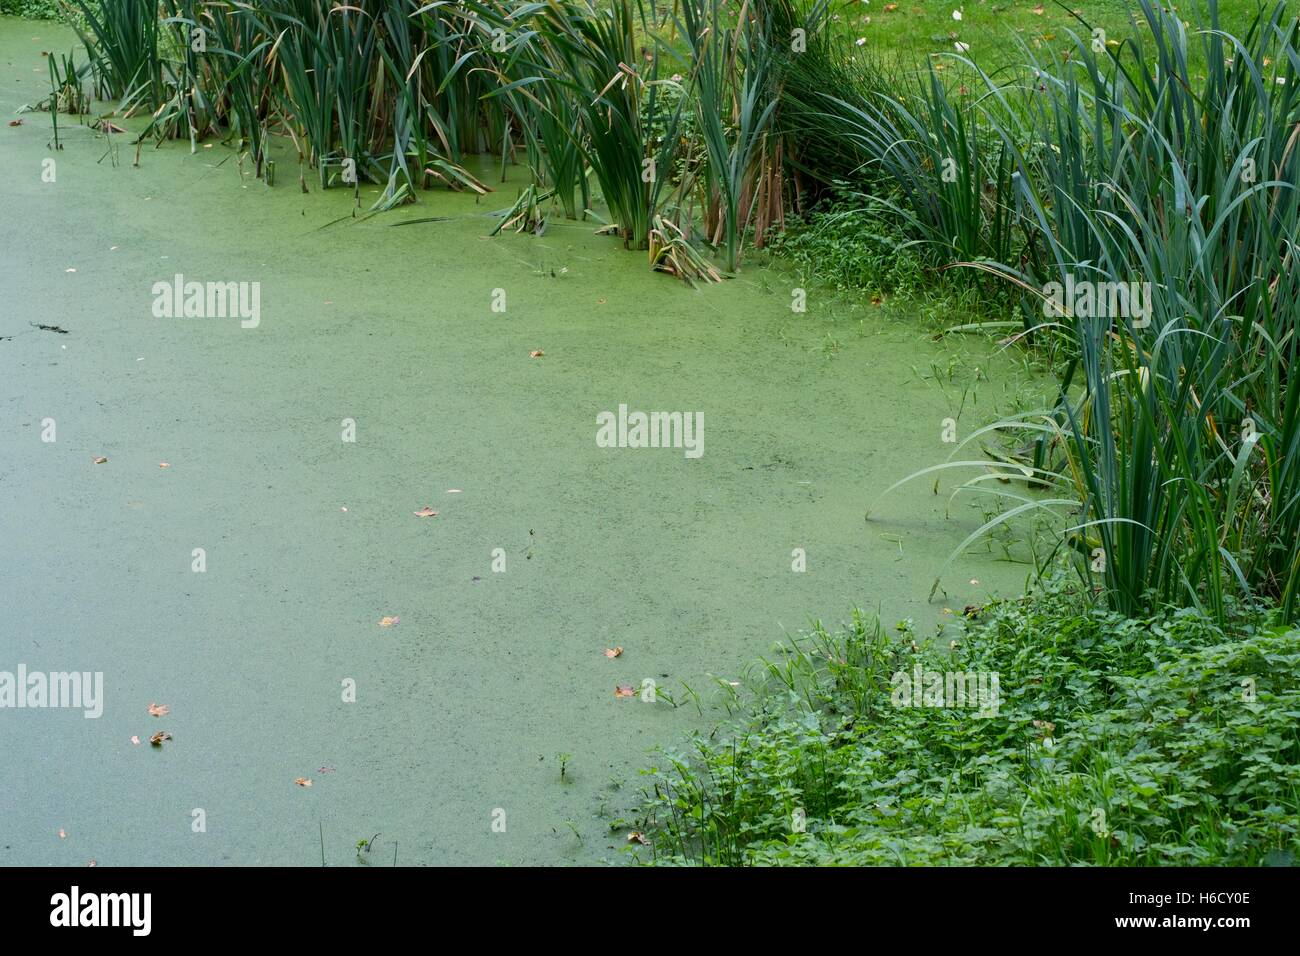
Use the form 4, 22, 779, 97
636, 576, 1300, 865
0, 0, 62, 19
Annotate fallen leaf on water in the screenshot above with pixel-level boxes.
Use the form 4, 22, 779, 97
149, 731, 172, 747
413, 507, 438, 518
615, 684, 636, 698
446, 489, 462, 494
7, 119, 22, 127
604, 647, 623, 659
58, 828, 66, 839
294, 777, 313, 788
92, 457, 107, 464
147, 702, 169, 717
379, 616, 400, 627
529, 349, 544, 358
130, 736, 140, 746
627, 831, 650, 846
158, 462, 170, 468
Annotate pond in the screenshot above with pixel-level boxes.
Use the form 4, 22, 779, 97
0, 18, 1039, 865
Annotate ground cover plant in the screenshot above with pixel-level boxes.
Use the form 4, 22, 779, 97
634, 575, 1300, 865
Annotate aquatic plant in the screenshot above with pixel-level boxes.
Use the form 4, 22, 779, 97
861, 0, 1300, 624
67, 0, 160, 107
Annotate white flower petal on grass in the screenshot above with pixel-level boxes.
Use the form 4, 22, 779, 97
952, 9, 962, 20
955, 41, 970, 53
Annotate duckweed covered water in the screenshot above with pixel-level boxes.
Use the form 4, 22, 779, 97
0, 19, 1040, 865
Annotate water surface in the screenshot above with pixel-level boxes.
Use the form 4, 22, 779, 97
0, 18, 1037, 865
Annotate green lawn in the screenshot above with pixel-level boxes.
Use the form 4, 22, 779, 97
834, 0, 1269, 71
